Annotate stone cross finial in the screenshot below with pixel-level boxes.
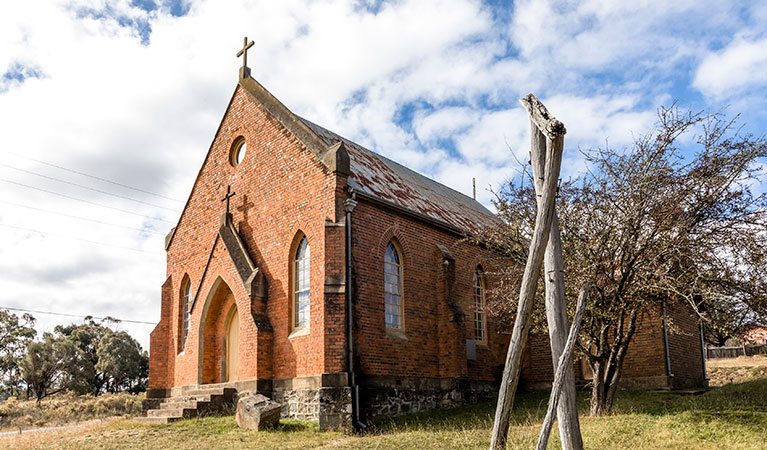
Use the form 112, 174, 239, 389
222, 185, 236, 214
236, 36, 255, 70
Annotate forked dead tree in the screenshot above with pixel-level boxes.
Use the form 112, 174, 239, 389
490, 94, 574, 449
528, 97, 584, 450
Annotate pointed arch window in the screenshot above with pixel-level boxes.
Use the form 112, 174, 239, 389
473, 269, 487, 344
179, 276, 191, 353
294, 237, 310, 330
384, 241, 403, 330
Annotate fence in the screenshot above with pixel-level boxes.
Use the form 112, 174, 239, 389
706, 344, 767, 359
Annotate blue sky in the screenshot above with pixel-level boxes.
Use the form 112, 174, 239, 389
1, 0, 766, 348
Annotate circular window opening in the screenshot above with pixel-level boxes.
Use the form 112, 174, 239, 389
230, 138, 246, 167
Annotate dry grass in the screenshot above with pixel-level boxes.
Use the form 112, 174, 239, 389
706, 355, 767, 369
0, 392, 144, 431
707, 355, 767, 386
3, 364, 765, 449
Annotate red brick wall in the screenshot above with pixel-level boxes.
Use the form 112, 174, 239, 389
350, 199, 508, 382
619, 309, 667, 380
666, 302, 705, 387
150, 84, 343, 388
523, 304, 703, 389
148, 277, 173, 388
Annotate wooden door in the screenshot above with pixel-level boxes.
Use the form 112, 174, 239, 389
226, 308, 239, 382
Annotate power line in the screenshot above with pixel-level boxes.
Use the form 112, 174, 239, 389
0, 222, 164, 256
0, 306, 156, 325
0, 163, 181, 212
0, 199, 166, 235
0, 178, 177, 224
2, 151, 185, 203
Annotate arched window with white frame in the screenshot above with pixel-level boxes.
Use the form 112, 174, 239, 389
293, 236, 310, 330
384, 241, 403, 330
179, 275, 191, 353
473, 268, 487, 344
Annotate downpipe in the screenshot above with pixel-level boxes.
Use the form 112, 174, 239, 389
344, 191, 367, 431
661, 301, 674, 385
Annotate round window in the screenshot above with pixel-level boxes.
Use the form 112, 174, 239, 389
231, 138, 246, 166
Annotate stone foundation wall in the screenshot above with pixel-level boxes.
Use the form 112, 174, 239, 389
359, 376, 496, 421
272, 387, 320, 420
270, 373, 352, 431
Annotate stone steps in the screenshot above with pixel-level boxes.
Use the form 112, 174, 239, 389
157, 399, 209, 409
134, 416, 183, 425
139, 384, 238, 424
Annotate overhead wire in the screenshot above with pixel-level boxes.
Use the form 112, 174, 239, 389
0, 199, 166, 235
0, 156, 169, 329
0, 222, 164, 256
0, 306, 155, 325
0, 163, 181, 212
1, 151, 184, 203
0, 178, 177, 224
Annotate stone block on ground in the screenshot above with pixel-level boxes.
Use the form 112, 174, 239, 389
236, 393, 281, 431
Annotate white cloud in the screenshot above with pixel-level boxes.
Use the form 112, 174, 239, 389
413, 107, 478, 144
0, 0, 764, 351
693, 36, 767, 98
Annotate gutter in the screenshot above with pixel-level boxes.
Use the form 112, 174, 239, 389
343, 190, 366, 431
661, 301, 674, 383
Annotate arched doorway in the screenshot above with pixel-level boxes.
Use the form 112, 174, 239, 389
225, 306, 240, 382
198, 277, 240, 384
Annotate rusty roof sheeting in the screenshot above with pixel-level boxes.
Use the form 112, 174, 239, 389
299, 118, 501, 234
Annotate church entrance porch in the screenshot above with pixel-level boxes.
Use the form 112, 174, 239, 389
198, 277, 240, 385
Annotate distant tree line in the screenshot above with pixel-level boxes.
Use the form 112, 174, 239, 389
0, 311, 148, 404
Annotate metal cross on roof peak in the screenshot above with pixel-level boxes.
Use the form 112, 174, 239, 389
236, 36, 255, 70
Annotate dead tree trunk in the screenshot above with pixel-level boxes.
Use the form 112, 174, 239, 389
490, 94, 566, 450
536, 283, 590, 450
530, 107, 584, 450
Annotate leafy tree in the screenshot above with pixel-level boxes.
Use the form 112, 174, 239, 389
699, 295, 758, 347
54, 316, 119, 395
96, 331, 148, 393
491, 107, 767, 415
0, 311, 36, 397
19, 333, 78, 405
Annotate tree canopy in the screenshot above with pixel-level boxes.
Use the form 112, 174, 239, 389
10, 315, 148, 401
490, 107, 767, 415
0, 311, 36, 397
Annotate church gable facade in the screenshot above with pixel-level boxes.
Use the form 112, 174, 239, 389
147, 70, 508, 429
147, 64, 706, 430
150, 79, 348, 384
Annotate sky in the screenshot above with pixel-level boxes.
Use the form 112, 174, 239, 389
1, 0, 766, 350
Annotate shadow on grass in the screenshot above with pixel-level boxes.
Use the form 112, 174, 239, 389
370, 390, 555, 434
612, 378, 767, 416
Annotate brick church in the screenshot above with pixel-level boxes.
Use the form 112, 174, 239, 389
145, 47, 706, 430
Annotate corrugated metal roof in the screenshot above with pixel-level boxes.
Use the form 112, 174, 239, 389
299, 117, 501, 234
